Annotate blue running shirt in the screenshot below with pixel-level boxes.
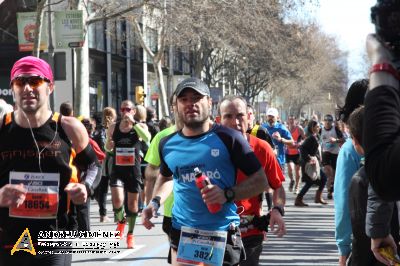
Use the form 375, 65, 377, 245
262, 122, 292, 165
159, 124, 261, 231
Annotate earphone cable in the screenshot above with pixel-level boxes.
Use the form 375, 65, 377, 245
22, 110, 58, 173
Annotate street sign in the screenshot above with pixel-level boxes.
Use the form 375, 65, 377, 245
54, 11, 84, 49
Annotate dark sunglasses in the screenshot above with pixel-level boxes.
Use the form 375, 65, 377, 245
324, 119, 333, 122
12, 76, 50, 89
120, 107, 133, 113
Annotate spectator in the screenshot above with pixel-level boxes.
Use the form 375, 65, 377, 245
333, 79, 368, 265
363, 34, 400, 201
295, 120, 328, 206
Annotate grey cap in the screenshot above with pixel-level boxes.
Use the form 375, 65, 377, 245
174, 77, 210, 97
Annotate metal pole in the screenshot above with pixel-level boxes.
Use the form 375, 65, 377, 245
71, 48, 75, 105
126, 21, 131, 101
106, 21, 112, 107
47, 0, 55, 110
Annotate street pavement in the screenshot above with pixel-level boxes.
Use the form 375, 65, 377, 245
71, 183, 338, 265
261, 186, 337, 265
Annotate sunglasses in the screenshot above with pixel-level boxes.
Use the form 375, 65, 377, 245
12, 76, 50, 89
120, 107, 133, 113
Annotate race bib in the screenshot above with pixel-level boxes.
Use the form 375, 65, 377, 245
9, 172, 60, 219
115, 147, 135, 166
177, 226, 227, 266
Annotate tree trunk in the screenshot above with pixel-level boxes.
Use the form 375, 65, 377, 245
74, 0, 90, 117
74, 42, 90, 116
154, 59, 169, 116
32, 0, 47, 57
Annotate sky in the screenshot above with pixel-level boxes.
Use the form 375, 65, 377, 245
312, 0, 376, 83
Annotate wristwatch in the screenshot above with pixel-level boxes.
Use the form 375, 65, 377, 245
272, 206, 285, 216
224, 188, 235, 203
151, 196, 161, 211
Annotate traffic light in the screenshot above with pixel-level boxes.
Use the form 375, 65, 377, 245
135, 86, 146, 105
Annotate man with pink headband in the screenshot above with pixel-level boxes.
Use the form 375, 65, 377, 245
0, 56, 98, 265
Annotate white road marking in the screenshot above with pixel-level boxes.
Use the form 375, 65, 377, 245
104, 245, 146, 264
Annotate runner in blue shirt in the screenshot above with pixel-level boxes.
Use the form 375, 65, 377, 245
262, 107, 294, 170
142, 78, 268, 266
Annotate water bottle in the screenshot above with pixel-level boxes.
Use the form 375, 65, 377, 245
194, 167, 222, 214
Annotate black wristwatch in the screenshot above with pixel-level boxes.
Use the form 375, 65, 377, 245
272, 206, 285, 216
224, 188, 235, 203
151, 196, 161, 210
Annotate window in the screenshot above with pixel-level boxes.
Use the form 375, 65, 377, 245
182, 47, 190, 74
146, 27, 157, 53
88, 21, 105, 51
130, 30, 143, 61
174, 48, 182, 72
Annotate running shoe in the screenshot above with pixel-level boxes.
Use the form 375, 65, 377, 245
116, 220, 126, 239
127, 233, 134, 249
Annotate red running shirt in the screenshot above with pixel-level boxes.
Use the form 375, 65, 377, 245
235, 134, 285, 237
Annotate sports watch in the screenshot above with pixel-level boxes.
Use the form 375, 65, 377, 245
224, 188, 235, 203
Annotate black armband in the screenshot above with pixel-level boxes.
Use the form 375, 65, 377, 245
252, 214, 270, 232
75, 144, 98, 171
75, 144, 100, 195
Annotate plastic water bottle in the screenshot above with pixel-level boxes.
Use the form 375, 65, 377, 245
194, 167, 222, 214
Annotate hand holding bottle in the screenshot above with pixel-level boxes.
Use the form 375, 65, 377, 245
194, 167, 222, 214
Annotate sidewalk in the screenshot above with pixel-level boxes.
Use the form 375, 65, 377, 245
259, 185, 337, 265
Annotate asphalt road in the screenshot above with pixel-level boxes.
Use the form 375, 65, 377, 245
71, 183, 338, 266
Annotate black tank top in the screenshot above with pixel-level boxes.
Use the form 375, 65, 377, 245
0, 112, 77, 246
112, 122, 141, 178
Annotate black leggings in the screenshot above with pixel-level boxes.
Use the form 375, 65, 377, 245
95, 175, 110, 216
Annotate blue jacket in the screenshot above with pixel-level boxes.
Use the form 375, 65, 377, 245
333, 139, 362, 256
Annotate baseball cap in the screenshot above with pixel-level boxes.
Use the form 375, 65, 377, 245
324, 114, 334, 121
266, 107, 279, 117
10, 56, 54, 83
174, 78, 210, 97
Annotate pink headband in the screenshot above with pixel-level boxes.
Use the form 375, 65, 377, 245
10, 56, 54, 83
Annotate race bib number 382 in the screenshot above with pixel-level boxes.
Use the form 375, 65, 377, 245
177, 226, 227, 266
9, 171, 60, 219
